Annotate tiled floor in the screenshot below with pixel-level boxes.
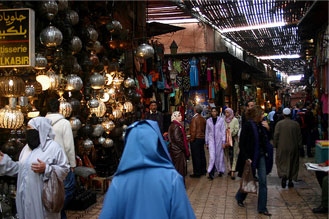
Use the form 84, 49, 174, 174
67, 150, 328, 219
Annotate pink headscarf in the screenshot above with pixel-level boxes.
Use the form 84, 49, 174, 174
225, 108, 234, 123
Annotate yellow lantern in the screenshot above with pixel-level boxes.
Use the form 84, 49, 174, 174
112, 109, 122, 119
102, 119, 115, 132
59, 97, 72, 118
124, 101, 133, 113
90, 100, 106, 117
0, 106, 24, 129
0, 76, 25, 97
36, 71, 51, 91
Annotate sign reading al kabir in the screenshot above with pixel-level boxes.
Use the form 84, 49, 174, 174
0, 8, 35, 67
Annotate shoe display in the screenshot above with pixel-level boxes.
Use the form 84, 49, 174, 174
281, 177, 287, 188
312, 206, 328, 213
190, 174, 201, 178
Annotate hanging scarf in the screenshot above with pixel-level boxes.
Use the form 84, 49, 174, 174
173, 120, 190, 157
225, 107, 234, 123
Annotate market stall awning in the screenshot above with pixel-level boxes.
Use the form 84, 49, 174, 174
147, 22, 185, 37
148, 0, 313, 75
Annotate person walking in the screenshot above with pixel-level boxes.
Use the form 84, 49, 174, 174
46, 98, 76, 219
235, 106, 273, 216
145, 100, 164, 133
99, 120, 195, 219
274, 108, 302, 188
224, 108, 240, 180
205, 107, 226, 180
168, 111, 190, 181
0, 117, 69, 219
189, 105, 207, 178
268, 107, 276, 138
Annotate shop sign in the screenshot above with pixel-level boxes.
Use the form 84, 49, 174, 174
0, 8, 35, 67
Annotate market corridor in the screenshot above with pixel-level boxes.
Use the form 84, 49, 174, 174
67, 154, 327, 219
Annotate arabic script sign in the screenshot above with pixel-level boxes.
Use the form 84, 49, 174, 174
0, 8, 35, 67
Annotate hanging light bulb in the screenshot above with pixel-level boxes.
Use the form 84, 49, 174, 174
36, 71, 51, 91
100, 92, 110, 102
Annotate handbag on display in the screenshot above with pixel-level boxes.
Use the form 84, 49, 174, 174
239, 160, 257, 194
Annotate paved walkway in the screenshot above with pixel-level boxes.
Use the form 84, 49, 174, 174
67, 151, 328, 219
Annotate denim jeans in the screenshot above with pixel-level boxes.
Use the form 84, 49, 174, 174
61, 170, 76, 219
236, 156, 268, 213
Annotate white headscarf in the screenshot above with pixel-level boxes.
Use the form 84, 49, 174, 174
28, 117, 55, 151
171, 111, 181, 122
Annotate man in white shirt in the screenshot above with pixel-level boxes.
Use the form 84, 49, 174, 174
46, 98, 76, 219
268, 107, 276, 138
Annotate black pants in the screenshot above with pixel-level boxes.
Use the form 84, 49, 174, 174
190, 138, 207, 175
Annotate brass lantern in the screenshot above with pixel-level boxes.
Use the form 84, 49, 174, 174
102, 119, 115, 132
65, 74, 83, 91
90, 72, 105, 89
112, 108, 122, 119
47, 69, 60, 90
59, 97, 72, 118
0, 106, 24, 129
89, 100, 106, 117
0, 76, 25, 97
124, 101, 133, 113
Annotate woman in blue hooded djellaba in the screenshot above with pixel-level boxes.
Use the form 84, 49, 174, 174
100, 120, 195, 219
0, 117, 69, 219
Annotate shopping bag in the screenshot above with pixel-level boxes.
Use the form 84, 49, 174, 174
239, 160, 257, 194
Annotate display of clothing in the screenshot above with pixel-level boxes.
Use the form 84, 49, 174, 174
190, 58, 199, 87
321, 93, 328, 114
173, 60, 182, 73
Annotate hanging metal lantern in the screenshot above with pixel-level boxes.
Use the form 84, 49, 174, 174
90, 72, 105, 90
112, 109, 122, 119
35, 54, 48, 70
112, 75, 124, 87
70, 36, 82, 54
47, 70, 60, 90
28, 81, 42, 95
92, 124, 104, 137
0, 76, 25, 98
41, 0, 58, 21
65, 74, 83, 91
90, 100, 106, 117
59, 98, 72, 118
93, 41, 103, 54
106, 20, 123, 33
40, 26, 63, 47
25, 85, 35, 97
122, 124, 128, 131
90, 54, 99, 66
66, 10, 79, 25
124, 101, 133, 113
70, 117, 81, 131
86, 27, 98, 42
83, 138, 94, 149
58, 0, 68, 11
0, 106, 24, 129
102, 138, 114, 148
136, 43, 154, 59
88, 98, 99, 108
124, 77, 135, 88
98, 136, 105, 145
102, 119, 115, 132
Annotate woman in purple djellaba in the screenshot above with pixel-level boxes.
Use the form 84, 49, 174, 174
205, 107, 226, 180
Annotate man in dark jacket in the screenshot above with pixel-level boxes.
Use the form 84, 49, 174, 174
145, 100, 164, 133
189, 105, 207, 178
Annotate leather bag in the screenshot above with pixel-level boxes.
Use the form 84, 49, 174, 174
240, 160, 257, 194
42, 170, 65, 213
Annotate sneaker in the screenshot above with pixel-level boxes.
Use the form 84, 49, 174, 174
312, 206, 328, 214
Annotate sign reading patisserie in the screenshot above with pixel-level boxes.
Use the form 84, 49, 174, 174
0, 8, 35, 67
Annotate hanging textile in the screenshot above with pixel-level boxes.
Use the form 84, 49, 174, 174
220, 59, 227, 89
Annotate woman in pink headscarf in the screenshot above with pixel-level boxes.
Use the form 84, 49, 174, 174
224, 108, 240, 179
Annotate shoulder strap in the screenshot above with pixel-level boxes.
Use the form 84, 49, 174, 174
52, 118, 64, 126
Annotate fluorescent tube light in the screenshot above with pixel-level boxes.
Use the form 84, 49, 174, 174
258, 54, 300, 60
221, 22, 286, 33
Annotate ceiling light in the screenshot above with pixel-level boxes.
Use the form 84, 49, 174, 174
287, 74, 303, 84
257, 54, 300, 60
221, 22, 286, 33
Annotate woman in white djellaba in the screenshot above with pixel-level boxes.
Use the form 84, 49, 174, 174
0, 117, 69, 219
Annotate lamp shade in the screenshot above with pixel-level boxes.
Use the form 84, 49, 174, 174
65, 74, 83, 91
89, 100, 106, 117
0, 106, 24, 129
59, 98, 72, 118
0, 76, 25, 97
36, 74, 51, 91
